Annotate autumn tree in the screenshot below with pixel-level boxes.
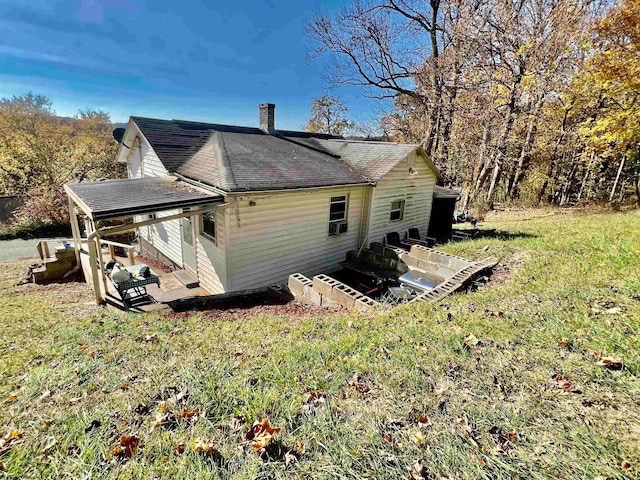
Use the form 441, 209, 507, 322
305, 94, 355, 135
0, 93, 121, 225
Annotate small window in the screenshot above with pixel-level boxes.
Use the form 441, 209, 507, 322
147, 213, 156, 220
390, 200, 405, 222
202, 212, 216, 242
328, 195, 348, 236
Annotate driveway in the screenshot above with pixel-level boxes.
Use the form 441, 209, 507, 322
0, 238, 70, 262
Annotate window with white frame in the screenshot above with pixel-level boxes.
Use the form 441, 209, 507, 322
201, 211, 216, 242
390, 200, 405, 222
328, 195, 348, 236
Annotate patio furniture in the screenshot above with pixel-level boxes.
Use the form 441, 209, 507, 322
380, 286, 419, 305
404, 228, 436, 247
383, 231, 402, 247
106, 262, 160, 308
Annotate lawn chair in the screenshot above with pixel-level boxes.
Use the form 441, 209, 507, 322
383, 231, 402, 247
404, 228, 436, 247
106, 260, 160, 308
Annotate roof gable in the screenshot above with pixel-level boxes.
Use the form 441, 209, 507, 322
128, 116, 443, 192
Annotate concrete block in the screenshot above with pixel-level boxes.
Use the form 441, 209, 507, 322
288, 273, 311, 298
320, 295, 339, 308
410, 245, 431, 261
354, 296, 380, 312
313, 274, 339, 297
330, 283, 362, 309
303, 285, 322, 306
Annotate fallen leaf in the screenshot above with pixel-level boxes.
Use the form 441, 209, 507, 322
39, 390, 51, 401
605, 307, 622, 315
144, 334, 157, 342
112, 435, 139, 458
284, 450, 297, 468
464, 333, 479, 348
597, 358, 624, 370
409, 460, 430, 480
553, 374, 581, 394
174, 443, 186, 454
621, 460, 631, 471
304, 390, 325, 404
178, 408, 199, 421
417, 415, 431, 427
80, 345, 89, 352
296, 441, 305, 454
245, 418, 281, 451
557, 339, 571, 347
7, 394, 17, 403
120, 383, 130, 391
348, 375, 372, 395
194, 439, 217, 456
383, 432, 393, 446
411, 429, 426, 448
0, 430, 22, 451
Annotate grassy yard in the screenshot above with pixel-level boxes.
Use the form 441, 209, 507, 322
1, 209, 639, 479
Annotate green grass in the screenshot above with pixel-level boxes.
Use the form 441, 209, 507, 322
1, 209, 639, 479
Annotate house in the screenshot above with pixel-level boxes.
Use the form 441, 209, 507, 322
77, 104, 444, 296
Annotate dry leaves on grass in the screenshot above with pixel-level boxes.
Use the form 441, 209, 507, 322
194, 439, 217, 456
409, 460, 431, 480
597, 358, 624, 370
347, 375, 373, 395
244, 418, 281, 451
553, 374, 581, 394
112, 435, 139, 459
0, 430, 22, 454
302, 390, 326, 415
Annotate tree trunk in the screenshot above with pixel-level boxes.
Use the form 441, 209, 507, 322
537, 105, 572, 204
609, 153, 626, 202
508, 97, 544, 198
486, 74, 522, 206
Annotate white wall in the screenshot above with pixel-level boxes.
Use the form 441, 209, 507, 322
367, 151, 437, 245
193, 208, 228, 294
127, 135, 183, 268
224, 186, 366, 291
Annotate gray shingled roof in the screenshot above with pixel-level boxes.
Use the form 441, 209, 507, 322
132, 117, 368, 192
66, 177, 222, 220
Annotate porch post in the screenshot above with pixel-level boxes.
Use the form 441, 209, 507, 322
67, 197, 82, 266
88, 236, 103, 304
95, 230, 109, 299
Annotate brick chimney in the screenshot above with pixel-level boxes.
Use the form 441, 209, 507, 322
259, 103, 276, 133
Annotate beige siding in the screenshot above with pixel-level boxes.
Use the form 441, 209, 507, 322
368, 151, 436, 244
126, 135, 183, 267
225, 187, 365, 291
193, 209, 227, 293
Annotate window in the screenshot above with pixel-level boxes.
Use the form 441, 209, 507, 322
202, 212, 216, 242
328, 195, 348, 236
390, 200, 405, 222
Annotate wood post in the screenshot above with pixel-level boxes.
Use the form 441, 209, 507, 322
108, 244, 116, 259
42, 241, 50, 259
128, 247, 135, 266
67, 197, 82, 266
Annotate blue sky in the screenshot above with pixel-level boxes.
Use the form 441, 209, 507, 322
0, 0, 385, 129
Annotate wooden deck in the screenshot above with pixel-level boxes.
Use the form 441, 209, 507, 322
79, 245, 208, 312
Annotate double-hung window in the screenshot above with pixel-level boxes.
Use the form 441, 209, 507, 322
202, 212, 216, 243
328, 195, 348, 236
390, 200, 405, 222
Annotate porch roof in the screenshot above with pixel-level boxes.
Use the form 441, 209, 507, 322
65, 177, 222, 220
